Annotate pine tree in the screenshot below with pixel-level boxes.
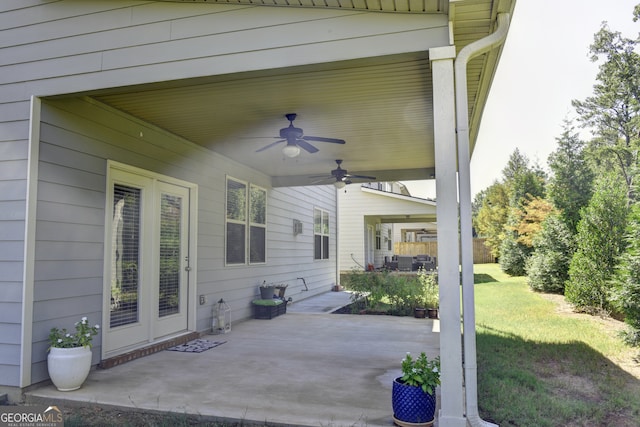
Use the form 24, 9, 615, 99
547, 120, 594, 234
566, 174, 628, 313
526, 213, 573, 294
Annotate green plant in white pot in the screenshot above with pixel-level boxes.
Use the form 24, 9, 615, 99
47, 317, 99, 391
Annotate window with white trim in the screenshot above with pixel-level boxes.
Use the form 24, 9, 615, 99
314, 208, 329, 260
226, 177, 266, 265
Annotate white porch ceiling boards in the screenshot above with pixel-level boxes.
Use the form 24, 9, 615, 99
94, 53, 434, 184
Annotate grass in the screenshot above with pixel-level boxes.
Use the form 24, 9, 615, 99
474, 263, 640, 427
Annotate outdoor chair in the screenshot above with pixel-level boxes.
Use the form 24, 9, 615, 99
397, 256, 413, 271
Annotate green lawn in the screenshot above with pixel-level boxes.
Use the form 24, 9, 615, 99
474, 264, 640, 426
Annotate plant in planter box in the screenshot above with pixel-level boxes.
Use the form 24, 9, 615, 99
392, 352, 440, 426
259, 281, 277, 299
47, 317, 100, 391
418, 268, 439, 318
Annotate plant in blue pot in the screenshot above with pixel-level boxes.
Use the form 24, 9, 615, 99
392, 352, 440, 426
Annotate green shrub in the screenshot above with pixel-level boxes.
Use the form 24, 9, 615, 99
612, 203, 640, 345
342, 268, 388, 310
341, 268, 438, 315
417, 268, 439, 308
499, 235, 531, 276
566, 174, 628, 313
526, 214, 574, 294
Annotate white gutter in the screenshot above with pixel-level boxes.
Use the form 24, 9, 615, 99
454, 13, 511, 427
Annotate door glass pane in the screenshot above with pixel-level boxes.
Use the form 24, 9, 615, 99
159, 193, 182, 317
111, 185, 141, 328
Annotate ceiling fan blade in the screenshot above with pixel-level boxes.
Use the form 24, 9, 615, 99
255, 139, 285, 152
297, 139, 319, 153
310, 176, 334, 184
303, 136, 346, 144
347, 174, 376, 180
242, 136, 281, 139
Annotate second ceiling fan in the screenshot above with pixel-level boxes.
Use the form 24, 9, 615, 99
311, 159, 376, 188
255, 113, 346, 157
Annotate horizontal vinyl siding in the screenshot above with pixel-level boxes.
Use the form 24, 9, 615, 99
0, 100, 31, 386
338, 187, 368, 272
0, 0, 426, 388
338, 187, 436, 271
0, 1, 446, 102
30, 97, 336, 383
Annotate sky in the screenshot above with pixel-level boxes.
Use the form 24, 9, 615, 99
403, 0, 640, 199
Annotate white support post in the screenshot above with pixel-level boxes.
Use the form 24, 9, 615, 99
429, 45, 467, 427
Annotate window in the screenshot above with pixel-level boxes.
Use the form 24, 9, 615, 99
375, 224, 382, 250
314, 208, 329, 260
226, 177, 266, 265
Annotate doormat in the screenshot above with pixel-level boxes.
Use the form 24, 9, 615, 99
167, 339, 226, 353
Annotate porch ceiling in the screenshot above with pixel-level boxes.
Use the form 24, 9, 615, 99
90, 0, 514, 188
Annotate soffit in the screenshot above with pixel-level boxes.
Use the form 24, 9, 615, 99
157, 0, 449, 14
91, 0, 514, 187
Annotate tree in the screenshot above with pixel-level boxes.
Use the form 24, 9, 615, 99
613, 201, 640, 345
498, 234, 530, 277
547, 120, 595, 234
513, 196, 555, 247
502, 149, 546, 207
572, 21, 640, 203
474, 181, 509, 258
498, 150, 546, 275
565, 174, 629, 313
526, 213, 574, 294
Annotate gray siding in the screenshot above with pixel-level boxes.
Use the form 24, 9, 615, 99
338, 186, 436, 272
27, 97, 337, 384
0, 0, 439, 389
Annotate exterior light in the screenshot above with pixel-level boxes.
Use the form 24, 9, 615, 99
213, 298, 231, 334
282, 144, 301, 158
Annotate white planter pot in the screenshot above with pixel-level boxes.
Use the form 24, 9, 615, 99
47, 346, 92, 391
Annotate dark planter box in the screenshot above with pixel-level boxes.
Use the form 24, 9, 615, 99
252, 300, 287, 319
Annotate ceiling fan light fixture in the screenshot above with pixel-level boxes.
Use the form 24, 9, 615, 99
282, 144, 301, 158
334, 180, 347, 189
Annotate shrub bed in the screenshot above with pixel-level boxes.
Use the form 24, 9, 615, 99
340, 268, 438, 316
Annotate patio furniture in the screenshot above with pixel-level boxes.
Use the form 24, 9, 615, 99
397, 256, 413, 271
252, 299, 287, 319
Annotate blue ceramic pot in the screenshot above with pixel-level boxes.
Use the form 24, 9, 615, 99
392, 377, 436, 424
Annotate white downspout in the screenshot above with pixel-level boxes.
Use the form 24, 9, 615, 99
454, 13, 510, 427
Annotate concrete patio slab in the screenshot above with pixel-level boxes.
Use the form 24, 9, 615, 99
26, 292, 440, 426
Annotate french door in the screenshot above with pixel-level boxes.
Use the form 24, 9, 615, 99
104, 166, 194, 357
